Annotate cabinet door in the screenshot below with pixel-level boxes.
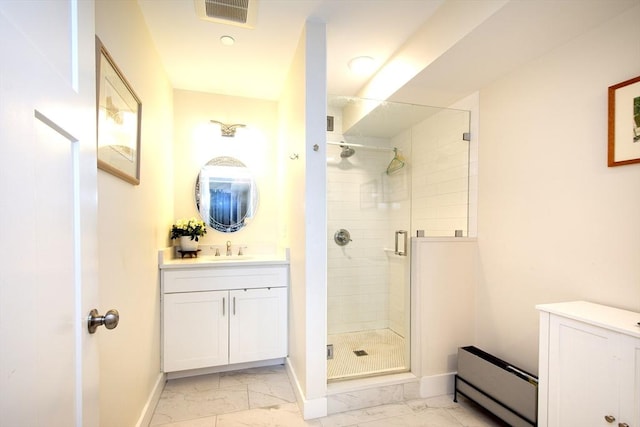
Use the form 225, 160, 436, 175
547, 315, 618, 426
619, 334, 640, 427
229, 287, 287, 364
163, 291, 229, 372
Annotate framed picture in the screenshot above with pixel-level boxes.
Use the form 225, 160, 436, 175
96, 36, 142, 184
608, 74, 640, 167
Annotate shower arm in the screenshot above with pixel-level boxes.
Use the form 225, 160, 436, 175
327, 141, 396, 152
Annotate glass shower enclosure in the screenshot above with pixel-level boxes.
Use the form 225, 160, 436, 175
326, 95, 471, 382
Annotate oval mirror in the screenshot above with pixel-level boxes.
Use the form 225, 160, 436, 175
195, 156, 259, 233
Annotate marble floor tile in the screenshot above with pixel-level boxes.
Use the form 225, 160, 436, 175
219, 365, 289, 388
152, 416, 217, 427
358, 408, 462, 427
248, 378, 297, 408
150, 385, 249, 425
318, 403, 413, 427
150, 365, 506, 427
163, 373, 221, 394
216, 402, 322, 427
446, 403, 508, 427
327, 384, 404, 414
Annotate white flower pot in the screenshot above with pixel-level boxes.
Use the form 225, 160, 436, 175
179, 236, 198, 252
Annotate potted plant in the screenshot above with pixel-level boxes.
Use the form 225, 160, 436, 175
170, 217, 207, 252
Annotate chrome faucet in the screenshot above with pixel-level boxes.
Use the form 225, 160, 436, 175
226, 240, 232, 256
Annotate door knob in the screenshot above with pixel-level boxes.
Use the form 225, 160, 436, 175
88, 309, 119, 334
605, 415, 616, 423
334, 229, 351, 246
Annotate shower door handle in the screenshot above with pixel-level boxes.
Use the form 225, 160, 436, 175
395, 230, 408, 256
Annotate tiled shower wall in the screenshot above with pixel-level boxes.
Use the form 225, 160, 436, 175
408, 108, 470, 237
327, 140, 396, 335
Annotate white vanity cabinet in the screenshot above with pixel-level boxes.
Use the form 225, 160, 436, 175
537, 301, 640, 427
161, 263, 288, 373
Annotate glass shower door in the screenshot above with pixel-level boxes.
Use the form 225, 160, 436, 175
326, 96, 412, 381
326, 95, 471, 382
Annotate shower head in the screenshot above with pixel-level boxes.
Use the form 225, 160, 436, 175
340, 145, 355, 158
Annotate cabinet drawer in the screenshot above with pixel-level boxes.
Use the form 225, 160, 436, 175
163, 265, 288, 293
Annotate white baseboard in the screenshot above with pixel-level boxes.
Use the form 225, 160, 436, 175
285, 358, 327, 420
302, 395, 328, 420
135, 372, 166, 427
420, 372, 455, 398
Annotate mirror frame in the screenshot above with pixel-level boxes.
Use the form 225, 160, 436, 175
195, 156, 259, 233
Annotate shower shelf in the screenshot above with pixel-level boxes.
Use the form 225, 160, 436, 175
383, 248, 407, 257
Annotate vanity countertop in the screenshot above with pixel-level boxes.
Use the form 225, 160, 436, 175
158, 248, 289, 270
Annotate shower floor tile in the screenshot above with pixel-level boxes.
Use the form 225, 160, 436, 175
328, 328, 407, 381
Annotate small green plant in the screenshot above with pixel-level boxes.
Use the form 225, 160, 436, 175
170, 218, 207, 241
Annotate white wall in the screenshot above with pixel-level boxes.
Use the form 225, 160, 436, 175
172, 90, 280, 254
476, 4, 640, 374
280, 20, 328, 419
412, 238, 476, 378
95, 1, 174, 426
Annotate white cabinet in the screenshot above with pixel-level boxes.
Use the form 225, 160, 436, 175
537, 301, 640, 427
229, 287, 288, 364
163, 291, 228, 371
161, 264, 288, 373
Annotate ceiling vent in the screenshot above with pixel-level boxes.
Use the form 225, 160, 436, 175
194, 0, 258, 29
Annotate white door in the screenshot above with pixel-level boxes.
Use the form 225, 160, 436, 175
0, 1, 101, 426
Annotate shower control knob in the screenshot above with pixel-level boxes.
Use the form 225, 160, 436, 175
334, 229, 352, 246
87, 308, 120, 334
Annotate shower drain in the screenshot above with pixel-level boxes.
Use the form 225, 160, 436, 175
353, 350, 368, 357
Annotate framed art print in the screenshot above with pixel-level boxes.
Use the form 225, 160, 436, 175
96, 36, 142, 184
608, 74, 640, 167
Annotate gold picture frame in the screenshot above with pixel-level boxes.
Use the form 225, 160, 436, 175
608, 74, 640, 167
96, 36, 142, 184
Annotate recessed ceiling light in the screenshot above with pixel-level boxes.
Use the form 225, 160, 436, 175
220, 35, 235, 46
348, 56, 375, 75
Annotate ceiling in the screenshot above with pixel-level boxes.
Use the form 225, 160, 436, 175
138, 0, 638, 106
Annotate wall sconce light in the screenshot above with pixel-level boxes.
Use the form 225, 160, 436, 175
210, 120, 246, 137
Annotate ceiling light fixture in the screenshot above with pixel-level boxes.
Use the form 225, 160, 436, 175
220, 35, 235, 46
348, 56, 375, 75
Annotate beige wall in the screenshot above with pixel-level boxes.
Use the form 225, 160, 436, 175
95, 0, 174, 425
279, 23, 308, 401
172, 90, 280, 252
476, 4, 640, 374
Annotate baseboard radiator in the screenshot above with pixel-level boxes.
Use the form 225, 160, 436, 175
454, 346, 538, 426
